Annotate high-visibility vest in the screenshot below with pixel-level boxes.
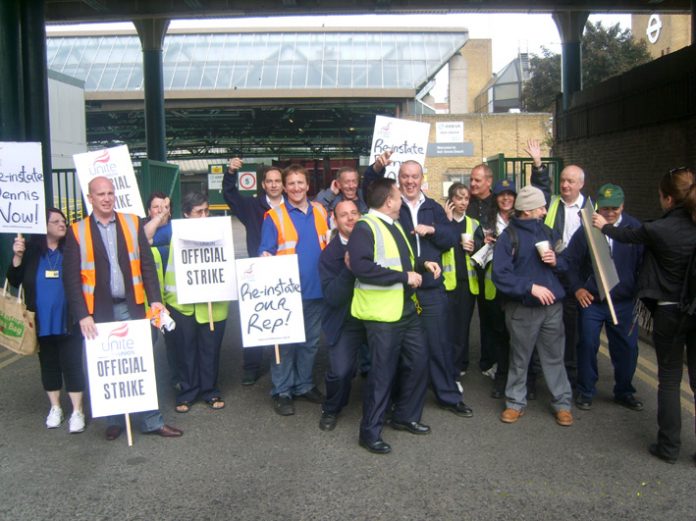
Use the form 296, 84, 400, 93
163, 241, 229, 323
145, 246, 164, 314
72, 213, 145, 315
266, 202, 329, 255
351, 214, 415, 323
442, 216, 479, 293
482, 263, 497, 300
545, 196, 561, 228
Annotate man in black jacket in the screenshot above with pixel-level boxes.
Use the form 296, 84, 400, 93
223, 159, 284, 384
318, 200, 366, 431
364, 157, 474, 418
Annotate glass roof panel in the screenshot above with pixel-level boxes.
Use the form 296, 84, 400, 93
47, 30, 467, 92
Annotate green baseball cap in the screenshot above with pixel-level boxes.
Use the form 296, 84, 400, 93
596, 183, 624, 208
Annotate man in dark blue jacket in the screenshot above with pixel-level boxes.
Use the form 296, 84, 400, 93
223, 159, 284, 385
318, 200, 366, 431
364, 156, 473, 417
563, 184, 644, 412
492, 185, 573, 427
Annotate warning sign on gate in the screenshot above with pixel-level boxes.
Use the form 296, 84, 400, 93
239, 171, 257, 193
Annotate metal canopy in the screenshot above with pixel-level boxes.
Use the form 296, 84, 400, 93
44, 0, 692, 23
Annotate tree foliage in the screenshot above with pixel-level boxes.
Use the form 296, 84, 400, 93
521, 21, 652, 112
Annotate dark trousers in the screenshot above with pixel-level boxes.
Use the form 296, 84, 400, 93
652, 305, 696, 458
576, 299, 638, 399
243, 346, 264, 374
360, 305, 428, 443
476, 273, 496, 371
563, 295, 578, 386
37, 328, 85, 392
169, 307, 226, 404
447, 282, 476, 375
418, 287, 461, 405
323, 319, 367, 415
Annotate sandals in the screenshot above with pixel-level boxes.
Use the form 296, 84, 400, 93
175, 402, 192, 413
206, 397, 225, 410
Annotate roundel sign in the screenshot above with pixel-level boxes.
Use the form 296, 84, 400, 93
646, 14, 662, 44
239, 171, 257, 192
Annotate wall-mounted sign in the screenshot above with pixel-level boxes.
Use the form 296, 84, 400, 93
646, 14, 662, 44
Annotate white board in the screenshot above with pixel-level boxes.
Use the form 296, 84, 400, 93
84, 319, 159, 418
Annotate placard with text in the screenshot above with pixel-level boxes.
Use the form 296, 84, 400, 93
235, 255, 305, 347
170, 215, 238, 304
0, 142, 47, 234
369, 115, 431, 180
73, 145, 145, 217
84, 319, 158, 418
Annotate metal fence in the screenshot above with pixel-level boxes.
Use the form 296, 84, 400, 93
486, 153, 564, 194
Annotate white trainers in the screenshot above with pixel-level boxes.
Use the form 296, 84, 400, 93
46, 406, 64, 429
482, 363, 498, 380
68, 411, 86, 434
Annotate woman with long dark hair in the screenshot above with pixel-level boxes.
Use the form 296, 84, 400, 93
6, 208, 86, 433
593, 167, 696, 465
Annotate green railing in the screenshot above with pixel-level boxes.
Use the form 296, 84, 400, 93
486, 153, 564, 195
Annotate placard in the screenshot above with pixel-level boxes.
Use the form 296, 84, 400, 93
235, 255, 305, 347
369, 116, 430, 180
84, 319, 158, 418
73, 145, 145, 217
0, 142, 47, 234
170, 215, 238, 304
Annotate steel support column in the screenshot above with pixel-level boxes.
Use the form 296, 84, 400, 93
692, 0, 695, 44
134, 19, 169, 162
0, 0, 24, 140
552, 11, 590, 111
21, 0, 52, 201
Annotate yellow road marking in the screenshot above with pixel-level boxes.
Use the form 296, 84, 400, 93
598, 341, 693, 416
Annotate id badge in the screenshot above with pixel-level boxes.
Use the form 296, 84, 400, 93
45, 270, 60, 279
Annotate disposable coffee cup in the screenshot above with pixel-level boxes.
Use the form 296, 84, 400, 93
461, 233, 473, 251
535, 240, 551, 257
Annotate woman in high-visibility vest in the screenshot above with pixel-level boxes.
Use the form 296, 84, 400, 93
443, 183, 479, 381
164, 193, 230, 413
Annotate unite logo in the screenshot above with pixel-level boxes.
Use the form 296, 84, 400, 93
101, 322, 135, 352
380, 121, 392, 139
89, 149, 118, 176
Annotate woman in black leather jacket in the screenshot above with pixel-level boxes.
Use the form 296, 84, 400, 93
593, 167, 696, 465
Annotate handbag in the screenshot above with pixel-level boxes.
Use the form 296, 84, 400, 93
0, 280, 38, 355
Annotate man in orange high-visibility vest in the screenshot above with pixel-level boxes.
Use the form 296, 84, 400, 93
64, 176, 183, 442
259, 164, 329, 417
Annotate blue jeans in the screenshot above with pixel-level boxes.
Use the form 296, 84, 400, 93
107, 302, 165, 433
576, 299, 638, 399
270, 298, 323, 397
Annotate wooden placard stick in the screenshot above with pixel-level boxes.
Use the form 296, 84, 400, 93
208, 302, 214, 331
125, 413, 133, 447
274, 344, 280, 365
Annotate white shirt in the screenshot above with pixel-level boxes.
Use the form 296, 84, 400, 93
403, 192, 426, 256
562, 194, 584, 246
607, 214, 622, 253
368, 208, 394, 225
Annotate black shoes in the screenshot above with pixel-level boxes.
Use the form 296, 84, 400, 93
648, 443, 677, 464
438, 401, 474, 417
575, 395, 593, 411
390, 420, 431, 435
614, 394, 644, 411
273, 395, 295, 416
490, 389, 504, 400
242, 370, 259, 386
295, 386, 325, 404
359, 438, 391, 454
319, 412, 337, 431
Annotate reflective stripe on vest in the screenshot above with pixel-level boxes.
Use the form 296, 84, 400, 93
442, 216, 479, 294
544, 196, 561, 228
483, 263, 497, 300
267, 202, 329, 255
163, 239, 229, 323
351, 214, 414, 323
72, 213, 145, 315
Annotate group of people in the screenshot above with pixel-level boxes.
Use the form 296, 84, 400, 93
6, 141, 696, 464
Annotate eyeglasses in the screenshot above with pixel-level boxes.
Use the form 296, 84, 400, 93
668, 166, 688, 177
